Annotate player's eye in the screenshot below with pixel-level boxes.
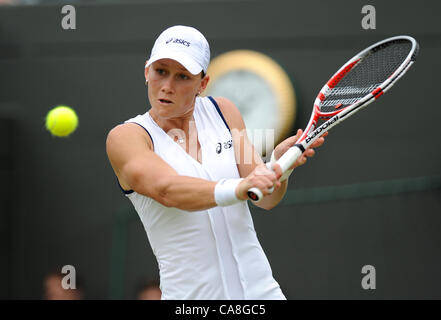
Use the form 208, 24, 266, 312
179, 73, 190, 80
155, 68, 166, 75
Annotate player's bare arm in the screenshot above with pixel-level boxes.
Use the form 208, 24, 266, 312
106, 123, 219, 211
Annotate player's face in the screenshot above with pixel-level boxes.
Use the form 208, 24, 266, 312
146, 59, 208, 119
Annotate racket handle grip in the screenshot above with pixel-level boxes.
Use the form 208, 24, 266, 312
247, 145, 303, 203
247, 186, 274, 203
277, 145, 303, 172
247, 187, 263, 202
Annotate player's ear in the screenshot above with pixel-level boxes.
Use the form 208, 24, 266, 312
198, 74, 209, 95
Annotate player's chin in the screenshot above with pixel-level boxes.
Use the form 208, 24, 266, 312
153, 102, 176, 115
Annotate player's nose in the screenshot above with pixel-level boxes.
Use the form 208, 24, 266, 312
161, 77, 175, 93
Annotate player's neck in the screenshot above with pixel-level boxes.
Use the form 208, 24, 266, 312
149, 108, 195, 134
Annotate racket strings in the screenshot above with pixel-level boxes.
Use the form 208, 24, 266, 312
320, 40, 412, 113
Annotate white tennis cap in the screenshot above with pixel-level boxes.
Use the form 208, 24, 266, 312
146, 25, 210, 75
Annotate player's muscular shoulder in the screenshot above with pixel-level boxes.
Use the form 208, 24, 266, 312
213, 97, 246, 132
106, 123, 153, 189
106, 123, 153, 156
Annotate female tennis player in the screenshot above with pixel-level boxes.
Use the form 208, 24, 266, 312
106, 25, 326, 300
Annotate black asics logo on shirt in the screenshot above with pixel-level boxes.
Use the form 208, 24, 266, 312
216, 140, 233, 154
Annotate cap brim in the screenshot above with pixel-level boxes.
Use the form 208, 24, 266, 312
146, 49, 203, 75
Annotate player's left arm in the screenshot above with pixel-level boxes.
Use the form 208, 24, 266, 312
215, 97, 325, 210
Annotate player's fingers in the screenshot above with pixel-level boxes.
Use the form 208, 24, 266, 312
236, 179, 251, 200
305, 148, 315, 158
289, 129, 302, 143
254, 163, 271, 176
243, 175, 272, 198
271, 163, 283, 180
310, 136, 325, 148
274, 180, 282, 190
264, 173, 278, 187
268, 172, 278, 185
296, 155, 307, 165
253, 166, 277, 184
256, 178, 275, 195
274, 129, 304, 160
283, 130, 302, 148
293, 129, 303, 143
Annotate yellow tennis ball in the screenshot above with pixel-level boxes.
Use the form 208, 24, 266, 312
45, 105, 78, 137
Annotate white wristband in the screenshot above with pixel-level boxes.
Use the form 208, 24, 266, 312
270, 151, 293, 182
214, 178, 244, 207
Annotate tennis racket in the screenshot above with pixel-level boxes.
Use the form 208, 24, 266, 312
248, 35, 419, 202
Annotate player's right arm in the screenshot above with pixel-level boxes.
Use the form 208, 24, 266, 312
106, 123, 218, 211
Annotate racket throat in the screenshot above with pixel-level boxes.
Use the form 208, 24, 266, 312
298, 110, 320, 143
305, 115, 339, 144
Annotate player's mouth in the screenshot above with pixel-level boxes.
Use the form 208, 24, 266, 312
158, 98, 173, 105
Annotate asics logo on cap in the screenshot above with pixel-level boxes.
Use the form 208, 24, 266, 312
165, 38, 191, 47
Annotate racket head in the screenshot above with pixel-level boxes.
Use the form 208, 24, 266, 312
249, 36, 419, 203
299, 35, 419, 142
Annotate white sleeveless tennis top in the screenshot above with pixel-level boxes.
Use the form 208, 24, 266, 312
122, 96, 285, 300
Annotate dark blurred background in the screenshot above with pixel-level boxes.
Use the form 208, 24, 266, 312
0, 0, 440, 299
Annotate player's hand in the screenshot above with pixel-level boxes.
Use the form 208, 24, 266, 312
273, 129, 328, 171
235, 163, 283, 200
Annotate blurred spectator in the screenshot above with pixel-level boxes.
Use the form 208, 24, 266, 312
136, 279, 161, 300
43, 272, 84, 300
0, 0, 80, 5
0, 0, 37, 5
0, 0, 18, 4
